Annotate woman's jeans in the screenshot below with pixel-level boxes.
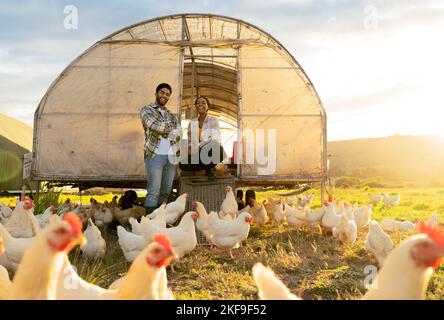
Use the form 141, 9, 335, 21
144, 154, 176, 208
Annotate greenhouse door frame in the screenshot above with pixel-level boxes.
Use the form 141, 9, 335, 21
178, 50, 241, 174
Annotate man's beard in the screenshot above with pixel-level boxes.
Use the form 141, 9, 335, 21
156, 96, 167, 106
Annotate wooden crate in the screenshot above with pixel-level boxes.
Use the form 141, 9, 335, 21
178, 175, 236, 245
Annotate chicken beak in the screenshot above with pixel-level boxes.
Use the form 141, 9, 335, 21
76, 234, 87, 247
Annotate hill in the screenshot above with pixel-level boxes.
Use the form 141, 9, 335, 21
327, 134, 444, 186
0, 114, 33, 151
0, 113, 33, 191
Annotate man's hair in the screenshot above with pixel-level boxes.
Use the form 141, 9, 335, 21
194, 96, 211, 107
156, 83, 172, 93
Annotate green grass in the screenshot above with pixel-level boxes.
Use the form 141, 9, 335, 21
1, 187, 444, 299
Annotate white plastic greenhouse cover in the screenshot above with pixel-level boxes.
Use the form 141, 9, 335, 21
32, 14, 327, 185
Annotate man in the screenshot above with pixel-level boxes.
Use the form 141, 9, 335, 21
140, 83, 179, 214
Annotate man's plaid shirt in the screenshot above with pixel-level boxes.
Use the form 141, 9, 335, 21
140, 102, 179, 159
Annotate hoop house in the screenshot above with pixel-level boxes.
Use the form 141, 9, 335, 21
32, 14, 327, 188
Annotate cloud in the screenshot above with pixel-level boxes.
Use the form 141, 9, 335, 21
1, 0, 443, 141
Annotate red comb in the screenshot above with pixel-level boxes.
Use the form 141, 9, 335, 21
154, 233, 173, 254
24, 196, 33, 203
63, 212, 83, 236
419, 222, 444, 247
328, 194, 333, 202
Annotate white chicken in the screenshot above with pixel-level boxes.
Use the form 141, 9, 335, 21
35, 205, 57, 229
321, 195, 342, 233
337, 200, 354, 221
381, 219, 416, 233
10, 212, 85, 300
353, 203, 372, 229
129, 217, 143, 235
219, 186, 238, 220
0, 203, 12, 219
364, 220, 393, 267
363, 222, 444, 299
0, 213, 7, 225
207, 211, 253, 258
240, 205, 251, 213
252, 223, 444, 300
284, 197, 297, 207
298, 193, 314, 207
0, 264, 11, 300
117, 225, 147, 263
263, 198, 279, 218
271, 200, 286, 229
249, 200, 269, 228
116, 233, 177, 300
141, 211, 198, 259
252, 263, 301, 300
57, 199, 73, 218
90, 198, 113, 228
285, 204, 308, 229
148, 203, 167, 228
57, 233, 177, 300
0, 221, 35, 272
332, 214, 357, 245
5, 197, 39, 238
110, 264, 174, 300
147, 193, 188, 226
71, 203, 91, 225
0, 236, 12, 300
81, 218, 106, 259
305, 206, 325, 229
381, 192, 400, 207
192, 200, 212, 241
56, 256, 116, 300
368, 193, 383, 204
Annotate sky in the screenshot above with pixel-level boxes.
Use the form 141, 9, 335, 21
1, 0, 444, 141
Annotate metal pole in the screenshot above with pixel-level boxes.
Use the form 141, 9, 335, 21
35, 181, 41, 202
321, 181, 325, 204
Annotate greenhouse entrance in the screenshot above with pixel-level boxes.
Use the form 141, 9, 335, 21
180, 50, 239, 168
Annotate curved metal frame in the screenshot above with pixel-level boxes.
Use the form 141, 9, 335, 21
32, 13, 327, 192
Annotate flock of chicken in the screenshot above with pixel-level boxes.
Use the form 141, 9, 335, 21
0, 187, 443, 300
117, 186, 253, 262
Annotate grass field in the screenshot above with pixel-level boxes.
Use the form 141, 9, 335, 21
1, 187, 444, 300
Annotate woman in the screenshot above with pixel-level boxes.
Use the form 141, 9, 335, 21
179, 96, 227, 180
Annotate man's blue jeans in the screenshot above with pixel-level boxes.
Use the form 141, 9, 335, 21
144, 154, 176, 208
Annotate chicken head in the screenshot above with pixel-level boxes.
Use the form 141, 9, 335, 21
46, 212, 85, 253
145, 234, 177, 268
411, 222, 444, 268
23, 197, 34, 210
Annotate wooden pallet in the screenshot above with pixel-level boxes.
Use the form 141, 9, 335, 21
178, 175, 236, 245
